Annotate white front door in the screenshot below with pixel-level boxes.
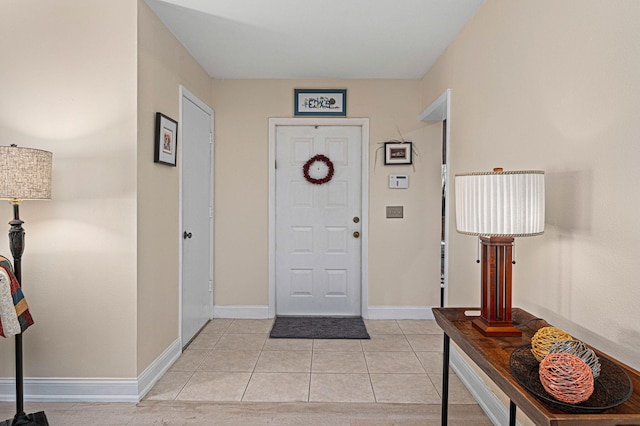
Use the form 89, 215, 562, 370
275, 125, 362, 316
181, 89, 213, 347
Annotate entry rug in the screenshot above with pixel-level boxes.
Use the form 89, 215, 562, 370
270, 316, 370, 339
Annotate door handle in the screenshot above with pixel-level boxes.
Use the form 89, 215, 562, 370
353, 231, 360, 238
353, 217, 360, 223
183, 231, 192, 239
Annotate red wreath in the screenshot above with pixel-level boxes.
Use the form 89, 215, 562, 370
303, 154, 335, 185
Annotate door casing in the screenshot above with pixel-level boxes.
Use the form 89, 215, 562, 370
268, 118, 370, 318
419, 89, 451, 307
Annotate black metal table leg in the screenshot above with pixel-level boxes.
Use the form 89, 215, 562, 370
442, 333, 450, 426
509, 400, 517, 426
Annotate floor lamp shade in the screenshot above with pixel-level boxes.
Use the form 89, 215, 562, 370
455, 169, 545, 337
0, 145, 53, 202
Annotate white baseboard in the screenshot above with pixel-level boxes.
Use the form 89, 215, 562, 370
0, 378, 139, 403
450, 346, 514, 426
366, 306, 435, 320
213, 305, 270, 319
211, 305, 434, 320
0, 338, 182, 403
137, 338, 181, 400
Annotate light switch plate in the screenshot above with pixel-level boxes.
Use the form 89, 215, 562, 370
386, 206, 403, 219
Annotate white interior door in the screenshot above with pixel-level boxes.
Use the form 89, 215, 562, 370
276, 125, 362, 316
181, 89, 213, 347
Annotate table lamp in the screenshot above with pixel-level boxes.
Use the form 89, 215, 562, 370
455, 168, 544, 337
0, 144, 52, 426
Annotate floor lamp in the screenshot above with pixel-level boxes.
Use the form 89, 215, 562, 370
455, 168, 545, 337
0, 144, 52, 426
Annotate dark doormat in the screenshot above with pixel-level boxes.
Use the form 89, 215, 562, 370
269, 316, 370, 339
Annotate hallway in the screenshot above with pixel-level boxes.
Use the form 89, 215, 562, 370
0, 319, 492, 425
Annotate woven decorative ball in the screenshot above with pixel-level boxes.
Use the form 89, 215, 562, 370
531, 326, 573, 362
539, 352, 594, 404
549, 339, 601, 379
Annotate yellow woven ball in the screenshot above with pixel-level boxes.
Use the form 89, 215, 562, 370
539, 352, 594, 404
531, 326, 573, 362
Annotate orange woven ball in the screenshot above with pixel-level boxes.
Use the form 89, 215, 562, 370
539, 352, 594, 404
531, 326, 573, 362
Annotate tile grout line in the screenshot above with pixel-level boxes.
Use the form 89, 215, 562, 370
172, 370, 197, 402
171, 320, 226, 402
307, 339, 315, 402
364, 324, 377, 402
239, 320, 270, 402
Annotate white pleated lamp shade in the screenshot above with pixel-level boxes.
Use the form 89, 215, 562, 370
0, 145, 53, 202
455, 169, 545, 237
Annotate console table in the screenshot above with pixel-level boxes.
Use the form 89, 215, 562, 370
432, 307, 640, 426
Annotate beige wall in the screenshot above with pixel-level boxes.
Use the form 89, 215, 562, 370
0, 1, 138, 377
137, 0, 212, 373
212, 79, 443, 311
421, 0, 640, 371
373, 122, 442, 307
0, 0, 213, 382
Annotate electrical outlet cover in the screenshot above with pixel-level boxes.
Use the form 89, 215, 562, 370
386, 206, 403, 218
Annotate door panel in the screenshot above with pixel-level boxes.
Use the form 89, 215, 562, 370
181, 94, 213, 347
275, 125, 362, 316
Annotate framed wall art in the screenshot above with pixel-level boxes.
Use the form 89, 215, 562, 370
294, 89, 346, 116
154, 112, 178, 166
384, 142, 413, 165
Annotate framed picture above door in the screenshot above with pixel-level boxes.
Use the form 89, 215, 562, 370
294, 89, 347, 116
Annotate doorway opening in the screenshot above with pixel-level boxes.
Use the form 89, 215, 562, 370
440, 119, 447, 307
419, 89, 451, 308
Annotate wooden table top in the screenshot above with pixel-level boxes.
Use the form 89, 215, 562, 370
433, 307, 640, 426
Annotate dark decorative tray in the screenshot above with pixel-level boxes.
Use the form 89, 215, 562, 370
510, 345, 633, 413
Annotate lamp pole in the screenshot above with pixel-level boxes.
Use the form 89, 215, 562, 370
9, 203, 28, 425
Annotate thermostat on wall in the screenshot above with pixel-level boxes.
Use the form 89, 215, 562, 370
389, 174, 409, 189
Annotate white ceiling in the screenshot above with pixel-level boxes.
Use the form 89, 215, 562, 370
145, 0, 483, 79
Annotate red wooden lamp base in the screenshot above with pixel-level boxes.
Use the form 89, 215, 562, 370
472, 316, 522, 337
472, 236, 522, 337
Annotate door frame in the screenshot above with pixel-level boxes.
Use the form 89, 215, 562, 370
179, 85, 214, 347
419, 89, 451, 307
268, 118, 370, 318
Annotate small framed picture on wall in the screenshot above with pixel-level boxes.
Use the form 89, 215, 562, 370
154, 112, 178, 166
384, 142, 412, 165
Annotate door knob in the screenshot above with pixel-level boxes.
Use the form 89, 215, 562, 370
353, 231, 360, 238
183, 231, 192, 239
353, 217, 360, 223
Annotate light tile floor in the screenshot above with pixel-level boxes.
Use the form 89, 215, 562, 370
145, 318, 479, 405
0, 319, 492, 425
